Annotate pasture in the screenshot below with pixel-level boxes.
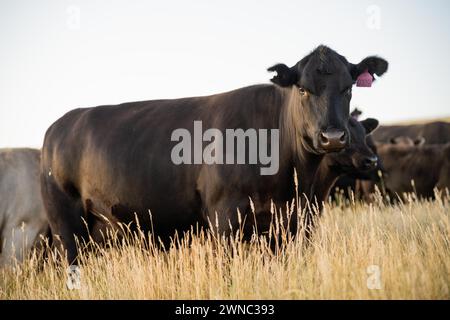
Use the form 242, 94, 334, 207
2, 1, 450, 307
1, 191, 449, 300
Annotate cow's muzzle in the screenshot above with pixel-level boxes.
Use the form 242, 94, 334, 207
318, 129, 347, 152
361, 155, 378, 171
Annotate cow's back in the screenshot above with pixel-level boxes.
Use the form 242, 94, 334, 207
373, 121, 450, 144
41, 84, 286, 237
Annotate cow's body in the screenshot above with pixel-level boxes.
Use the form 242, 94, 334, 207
372, 121, 450, 144
0, 148, 48, 266
42, 85, 321, 254
376, 142, 450, 198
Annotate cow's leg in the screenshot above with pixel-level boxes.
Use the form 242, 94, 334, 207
40, 176, 87, 265
203, 196, 250, 238
0, 209, 49, 267
0, 224, 24, 267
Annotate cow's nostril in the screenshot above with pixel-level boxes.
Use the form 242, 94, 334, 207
319, 130, 347, 151
320, 132, 330, 145
364, 156, 378, 168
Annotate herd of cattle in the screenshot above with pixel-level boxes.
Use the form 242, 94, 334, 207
1, 45, 449, 266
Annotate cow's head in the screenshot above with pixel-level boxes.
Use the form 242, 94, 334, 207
268, 45, 388, 154
389, 136, 426, 146
329, 117, 380, 174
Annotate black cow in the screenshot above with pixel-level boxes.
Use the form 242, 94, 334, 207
330, 108, 382, 201
40, 45, 388, 263
331, 132, 383, 201
311, 117, 379, 210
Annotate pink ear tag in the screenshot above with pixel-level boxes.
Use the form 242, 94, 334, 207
356, 70, 373, 87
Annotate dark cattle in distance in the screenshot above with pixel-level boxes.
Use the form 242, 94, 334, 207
376, 140, 450, 198
40, 45, 388, 264
372, 121, 450, 144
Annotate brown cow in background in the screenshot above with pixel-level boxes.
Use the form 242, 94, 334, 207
0, 148, 48, 266
375, 140, 450, 199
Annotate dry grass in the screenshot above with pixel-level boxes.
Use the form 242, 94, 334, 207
1, 193, 449, 300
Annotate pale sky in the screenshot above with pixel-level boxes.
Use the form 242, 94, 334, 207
1, 0, 449, 148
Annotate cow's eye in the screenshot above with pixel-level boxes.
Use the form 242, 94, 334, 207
299, 87, 308, 96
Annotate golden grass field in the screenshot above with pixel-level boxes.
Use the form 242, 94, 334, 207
1, 190, 449, 300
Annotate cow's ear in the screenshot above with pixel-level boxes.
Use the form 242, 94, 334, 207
350, 108, 362, 119
361, 118, 379, 134
349, 56, 388, 81
267, 63, 298, 87
414, 137, 425, 146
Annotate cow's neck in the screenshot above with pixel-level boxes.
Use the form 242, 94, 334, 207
278, 86, 324, 200
310, 159, 341, 210
293, 151, 324, 198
